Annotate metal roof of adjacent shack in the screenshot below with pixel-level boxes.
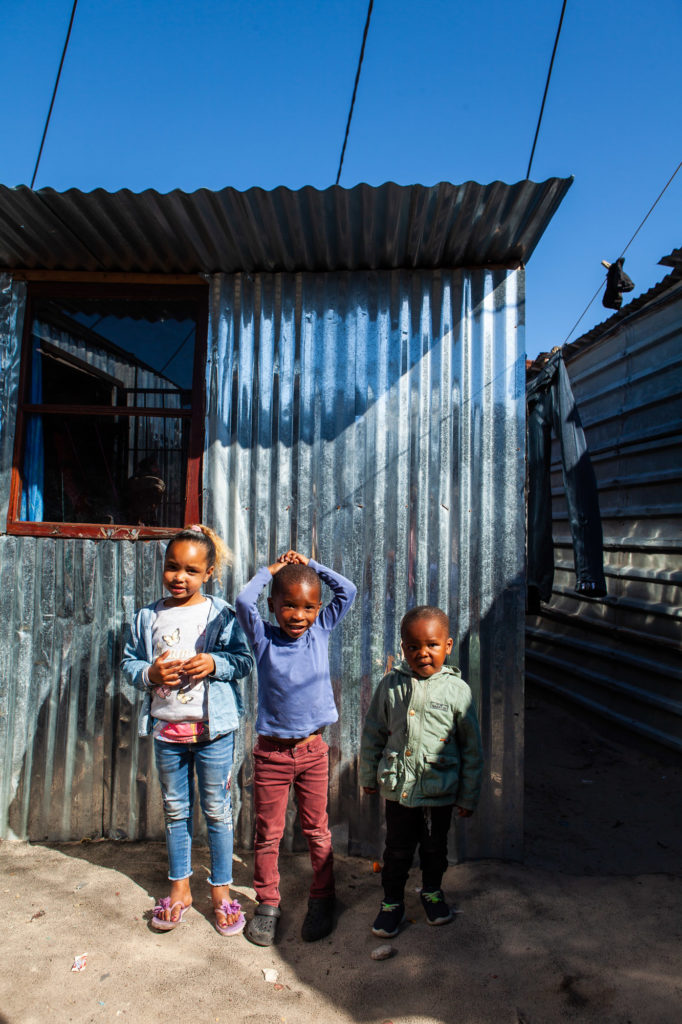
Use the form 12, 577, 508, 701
0, 178, 572, 274
527, 247, 682, 376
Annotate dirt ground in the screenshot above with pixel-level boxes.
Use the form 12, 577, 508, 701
1, 685, 681, 1024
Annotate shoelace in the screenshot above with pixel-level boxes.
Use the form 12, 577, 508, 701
380, 901, 401, 912
421, 891, 443, 904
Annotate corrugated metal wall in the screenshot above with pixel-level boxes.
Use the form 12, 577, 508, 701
526, 282, 682, 751
1, 268, 527, 860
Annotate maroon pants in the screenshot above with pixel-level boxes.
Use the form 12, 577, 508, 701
252, 734, 334, 906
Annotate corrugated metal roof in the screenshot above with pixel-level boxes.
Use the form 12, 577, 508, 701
659, 247, 682, 269
0, 179, 572, 274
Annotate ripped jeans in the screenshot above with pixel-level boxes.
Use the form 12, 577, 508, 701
154, 731, 235, 886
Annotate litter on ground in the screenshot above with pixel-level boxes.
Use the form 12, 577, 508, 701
371, 944, 396, 960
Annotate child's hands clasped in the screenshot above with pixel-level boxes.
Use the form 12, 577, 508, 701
148, 651, 185, 687
148, 650, 215, 686
182, 652, 216, 681
268, 549, 310, 575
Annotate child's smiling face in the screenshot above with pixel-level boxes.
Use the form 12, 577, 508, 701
268, 579, 322, 639
163, 539, 214, 606
401, 616, 453, 678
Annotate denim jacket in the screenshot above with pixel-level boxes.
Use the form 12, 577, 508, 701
122, 595, 253, 740
359, 661, 483, 810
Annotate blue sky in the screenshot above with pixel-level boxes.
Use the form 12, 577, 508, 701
1, 0, 680, 357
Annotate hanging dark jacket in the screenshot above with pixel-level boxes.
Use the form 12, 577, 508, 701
603, 257, 635, 310
527, 351, 606, 605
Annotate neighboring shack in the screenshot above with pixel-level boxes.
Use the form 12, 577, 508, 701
526, 249, 682, 752
0, 179, 571, 858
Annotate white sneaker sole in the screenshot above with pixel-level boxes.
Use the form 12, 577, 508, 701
371, 913, 406, 938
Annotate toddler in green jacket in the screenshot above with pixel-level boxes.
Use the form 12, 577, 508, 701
359, 605, 484, 938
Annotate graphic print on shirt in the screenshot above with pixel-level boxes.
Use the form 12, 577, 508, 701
153, 622, 208, 701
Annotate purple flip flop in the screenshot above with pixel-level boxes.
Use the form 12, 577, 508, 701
214, 898, 245, 937
150, 897, 191, 931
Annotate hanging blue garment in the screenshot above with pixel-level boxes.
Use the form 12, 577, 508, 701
19, 335, 44, 522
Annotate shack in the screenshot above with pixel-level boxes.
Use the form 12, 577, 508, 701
0, 179, 571, 859
526, 249, 682, 752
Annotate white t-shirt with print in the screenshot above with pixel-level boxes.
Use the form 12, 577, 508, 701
149, 599, 211, 725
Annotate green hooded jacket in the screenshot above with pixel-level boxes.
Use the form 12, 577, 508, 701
359, 661, 484, 809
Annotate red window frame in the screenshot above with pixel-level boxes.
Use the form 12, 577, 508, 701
7, 278, 208, 540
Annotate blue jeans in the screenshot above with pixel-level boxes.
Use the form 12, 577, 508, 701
154, 731, 235, 886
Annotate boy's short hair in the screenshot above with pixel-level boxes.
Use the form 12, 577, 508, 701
400, 605, 450, 637
271, 563, 321, 599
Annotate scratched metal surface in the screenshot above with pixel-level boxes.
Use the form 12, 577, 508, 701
0, 268, 526, 860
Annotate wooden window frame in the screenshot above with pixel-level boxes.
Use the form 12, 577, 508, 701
7, 277, 208, 540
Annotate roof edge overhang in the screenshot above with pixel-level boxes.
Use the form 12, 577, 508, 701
0, 178, 573, 276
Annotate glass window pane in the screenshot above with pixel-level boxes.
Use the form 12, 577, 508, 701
30, 296, 196, 409
19, 413, 190, 527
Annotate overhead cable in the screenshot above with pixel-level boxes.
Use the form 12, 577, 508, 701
526, 0, 567, 180
335, 0, 374, 186
562, 159, 682, 344
31, 0, 79, 188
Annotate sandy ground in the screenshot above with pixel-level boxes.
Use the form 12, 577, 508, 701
1, 687, 681, 1024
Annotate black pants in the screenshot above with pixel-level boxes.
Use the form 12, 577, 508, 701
381, 800, 454, 902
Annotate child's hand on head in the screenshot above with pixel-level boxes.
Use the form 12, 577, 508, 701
282, 549, 309, 565
148, 651, 184, 687
268, 550, 309, 574
182, 652, 216, 680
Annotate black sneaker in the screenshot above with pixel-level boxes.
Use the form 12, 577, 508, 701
420, 889, 453, 925
301, 896, 335, 942
371, 900, 405, 937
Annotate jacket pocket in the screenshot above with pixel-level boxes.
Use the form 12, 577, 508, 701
378, 751, 402, 792
421, 754, 459, 798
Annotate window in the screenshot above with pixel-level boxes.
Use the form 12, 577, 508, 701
8, 282, 208, 538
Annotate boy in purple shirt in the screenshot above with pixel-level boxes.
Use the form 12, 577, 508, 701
235, 550, 356, 945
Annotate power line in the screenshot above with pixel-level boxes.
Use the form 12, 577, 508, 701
30, 0, 79, 189
526, 0, 567, 180
160, 326, 195, 374
335, 0, 374, 186
619, 160, 682, 259
562, 159, 682, 344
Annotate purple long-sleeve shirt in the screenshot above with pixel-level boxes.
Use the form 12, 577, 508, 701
235, 559, 356, 737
